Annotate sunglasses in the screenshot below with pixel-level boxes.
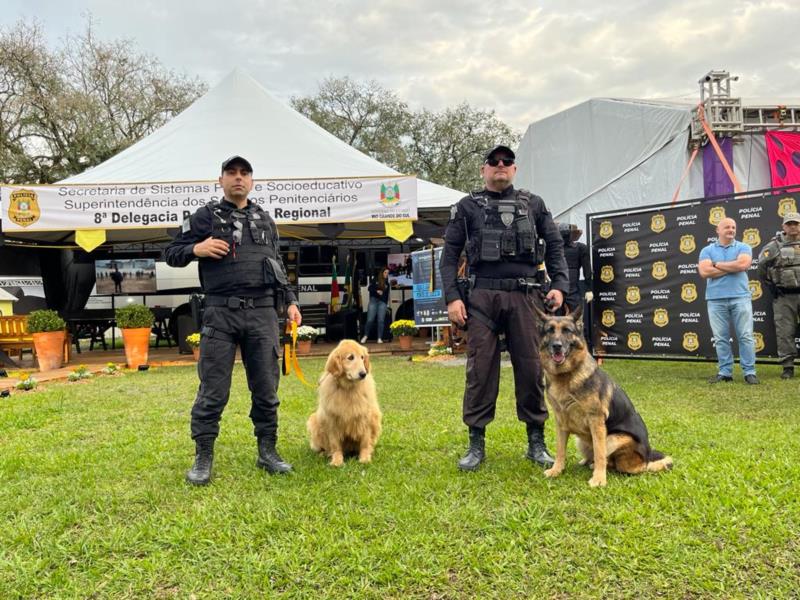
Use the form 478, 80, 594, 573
232, 220, 243, 244
485, 157, 515, 167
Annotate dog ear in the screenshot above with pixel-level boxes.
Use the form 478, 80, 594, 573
363, 348, 370, 373
325, 347, 344, 378
570, 301, 583, 324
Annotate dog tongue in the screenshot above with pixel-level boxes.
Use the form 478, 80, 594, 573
553, 351, 566, 364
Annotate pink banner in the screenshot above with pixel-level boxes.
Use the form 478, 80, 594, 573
766, 131, 800, 187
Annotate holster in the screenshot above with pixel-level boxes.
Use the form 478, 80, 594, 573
456, 274, 475, 330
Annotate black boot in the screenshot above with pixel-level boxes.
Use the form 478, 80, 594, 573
781, 366, 794, 379
256, 436, 293, 474
525, 423, 554, 468
458, 426, 486, 471
186, 436, 215, 485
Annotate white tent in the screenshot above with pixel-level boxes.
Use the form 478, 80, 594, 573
11, 69, 461, 244
514, 96, 792, 234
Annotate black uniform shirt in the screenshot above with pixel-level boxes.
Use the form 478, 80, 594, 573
165, 198, 297, 302
440, 185, 569, 303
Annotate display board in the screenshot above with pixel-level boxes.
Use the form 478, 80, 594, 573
411, 247, 449, 327
589, 190, 800, 359
95, 258, 157, 295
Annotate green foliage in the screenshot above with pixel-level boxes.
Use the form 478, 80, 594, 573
13, 371, 37, 390
293, 77, 520, 191
1, 359, 799, 597
114, 304, 154, 329
67, 364, 92, 382
0, 17, 206, 184
25, 309, 66, 333
389, 319, 419, 336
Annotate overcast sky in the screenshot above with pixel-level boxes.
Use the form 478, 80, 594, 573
4, 0, 800, 132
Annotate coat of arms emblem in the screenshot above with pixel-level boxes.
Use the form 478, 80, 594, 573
653, 308, 669, 327
600, 265, 614, 283
708, 206, 726, 226
599, 221, 613, 239
627, 332, 642, 351
650, 214, 666, 233
681, 283, 697, 303
749, 280, 762, 300
742, 228, 761, 248
626, 286, 640, 304
625, 240, 639, 259
601, 309, 615, 328
682, 332, 699, 352
651, 261, 667, 280
7, 189, 41, 228
679, 234, 696, 254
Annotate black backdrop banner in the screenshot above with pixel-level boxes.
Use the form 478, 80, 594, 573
588, 189, 800, 359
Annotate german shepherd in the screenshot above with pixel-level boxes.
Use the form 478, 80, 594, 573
535, 304, 673, 487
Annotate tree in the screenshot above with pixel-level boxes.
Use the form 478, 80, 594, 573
292, 77, 519, 192
0, 18, 206, 183
402, 103, 520, 192
291, 76, 411, 170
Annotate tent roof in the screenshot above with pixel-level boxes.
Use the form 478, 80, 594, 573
63, 69, 460, 211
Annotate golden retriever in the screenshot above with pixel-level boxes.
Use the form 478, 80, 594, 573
307, 339, 382, 466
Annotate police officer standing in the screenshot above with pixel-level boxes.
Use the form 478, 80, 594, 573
558, 223, 593, 313
757, 211, 800, 379
440, 144, 569, 471
165, 156, 302, 485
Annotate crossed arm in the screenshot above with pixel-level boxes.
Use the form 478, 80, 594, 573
697, 252, 752, 279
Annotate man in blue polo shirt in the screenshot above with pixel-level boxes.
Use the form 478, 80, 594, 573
698, 217, 759, 384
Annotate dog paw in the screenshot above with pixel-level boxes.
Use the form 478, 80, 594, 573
588, 475, 607, 487
358, 452, 373, 464
329, 454, 344, 467
543, 467, 562, 478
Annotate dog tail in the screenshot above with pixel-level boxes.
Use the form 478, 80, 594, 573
645, 450, 673, 472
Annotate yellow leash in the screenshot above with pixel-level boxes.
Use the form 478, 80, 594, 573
282, 321, 316, 388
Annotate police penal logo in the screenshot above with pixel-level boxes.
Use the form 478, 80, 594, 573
600, 265, 614, 283
754, 331, 765, 353
748, 279, 762, 300
627, 332, 642, 351
708, 206, 726, 226
681, 282, 698, 303
379, 182, 401, 206
679, 234, 696, 254
682, 332, 700, 352
599, 220, 613, 239
601, 309, 616, 328
651, 261, 668, 280
626, 286, 640, 304
624, 240, 639, 259
653, 308, 669, 328
742, 228, 761, 248
650, 213, 666, 233
8, 189, 41, 228
778, 196, 797, 217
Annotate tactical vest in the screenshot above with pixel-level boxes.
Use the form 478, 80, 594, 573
199, 201, 287, 294
468, 189, 538, 265
768, 234, 800, 290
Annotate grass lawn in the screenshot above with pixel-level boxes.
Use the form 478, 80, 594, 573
1, 357, 798, 598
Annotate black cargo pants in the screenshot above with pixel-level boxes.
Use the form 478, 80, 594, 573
190, 303, 281, 440
463, 287, 547, 428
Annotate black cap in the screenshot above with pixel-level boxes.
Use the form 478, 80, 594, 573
221, 155, 253, 174
484, 145, 516, 161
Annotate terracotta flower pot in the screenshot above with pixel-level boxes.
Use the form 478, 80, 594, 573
32, 330, 66, 372
296, 339, 312, 355
121, 327, 151, 369
398, 335, 413, 350
192, 347, 200, 361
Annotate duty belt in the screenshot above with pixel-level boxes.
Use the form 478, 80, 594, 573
473, 277, 541, 292
205, 294, 275, 309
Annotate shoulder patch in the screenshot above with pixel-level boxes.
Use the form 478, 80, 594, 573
450, 205, 458, 221
181, 217, 192, 233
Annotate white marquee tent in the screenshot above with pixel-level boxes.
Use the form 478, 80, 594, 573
8, 69, 462, 244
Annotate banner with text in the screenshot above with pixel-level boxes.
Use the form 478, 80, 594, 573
411, 247, 449, 327
589, 191, 800, 359
0, 175, 417, 232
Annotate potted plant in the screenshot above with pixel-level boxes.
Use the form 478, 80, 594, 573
26, 309, 67, 372
115, 304, 154, 369
295, 325, 318, 355
390, 319, 419, 351
186, 333, 201, 361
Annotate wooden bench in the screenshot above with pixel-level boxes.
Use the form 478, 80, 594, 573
0, 315, 71, 365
